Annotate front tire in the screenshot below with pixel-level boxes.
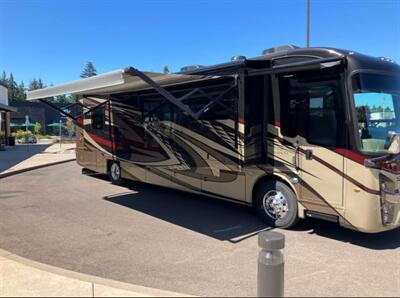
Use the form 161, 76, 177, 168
255, 180, 299, 229
109, 161, 123, 185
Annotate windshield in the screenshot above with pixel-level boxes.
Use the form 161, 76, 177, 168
352, 73, 400, 154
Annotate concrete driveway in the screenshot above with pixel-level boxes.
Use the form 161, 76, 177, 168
0, 162, 399, 297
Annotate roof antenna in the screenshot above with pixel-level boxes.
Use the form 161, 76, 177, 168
306, 0, 310, 47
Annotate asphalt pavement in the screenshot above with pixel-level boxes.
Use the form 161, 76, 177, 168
0, 162, 399, 297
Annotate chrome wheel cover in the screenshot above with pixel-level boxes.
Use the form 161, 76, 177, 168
262, 190, 289, 220
111, 163, 120, 181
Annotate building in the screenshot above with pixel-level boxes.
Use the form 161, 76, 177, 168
0, 82, 17, 145
10, 101, 78, 135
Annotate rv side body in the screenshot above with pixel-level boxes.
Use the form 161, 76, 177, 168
75, 47, 400, 233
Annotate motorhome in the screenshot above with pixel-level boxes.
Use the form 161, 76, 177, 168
27, 45, 400, 233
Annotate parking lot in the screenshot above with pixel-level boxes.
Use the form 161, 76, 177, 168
0, 162, 399, 297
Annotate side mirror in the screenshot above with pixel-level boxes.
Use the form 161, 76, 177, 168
385, 131, 400, 154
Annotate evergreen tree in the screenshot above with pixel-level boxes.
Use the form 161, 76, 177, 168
38, 78, 45, 89
163, 66, 170, 74
0, 71, 6, 85
80, 62, 97, 78
15, 81, 26, 101
29, 78, 39, 91
28, 78, 45, 91
7, 73, 17, 101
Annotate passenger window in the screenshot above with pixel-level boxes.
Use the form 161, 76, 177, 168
280, 74, 342, 147
183, 96, 235, 121
143, 100, 173, 123
91, 108, 104, 130
307, 88, 337, 147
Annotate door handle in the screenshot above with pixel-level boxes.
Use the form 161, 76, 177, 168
305, 149, 313, 160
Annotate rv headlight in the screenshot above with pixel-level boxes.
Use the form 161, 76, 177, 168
380, 176, 400, 225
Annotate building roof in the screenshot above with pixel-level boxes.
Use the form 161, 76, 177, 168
0, 103, 17, 113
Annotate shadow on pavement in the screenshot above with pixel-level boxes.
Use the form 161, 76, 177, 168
102, 178, 400, 249
103, 179, 270, 244
293, 218, 400, 250
0, 144, 52, 173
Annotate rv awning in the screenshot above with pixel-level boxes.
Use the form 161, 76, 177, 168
27, 67, 220, 101
26, 67, 232, 122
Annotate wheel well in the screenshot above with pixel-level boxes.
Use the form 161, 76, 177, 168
107, 159, 119, 172
251, 174, 297, 205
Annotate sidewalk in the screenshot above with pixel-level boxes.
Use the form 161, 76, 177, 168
0, 249, 187, 297
0, 143, 76, 178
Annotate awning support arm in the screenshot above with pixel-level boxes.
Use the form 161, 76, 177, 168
126, 67, 237, 121
125, 67, 198, 119
81, 99, 111, 117
35, 99, 80, 121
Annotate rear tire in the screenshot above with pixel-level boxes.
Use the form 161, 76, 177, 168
255, 180, 299, 229
109, 161, 123, 185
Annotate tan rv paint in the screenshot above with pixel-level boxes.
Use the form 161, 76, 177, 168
74, 92, 400, 234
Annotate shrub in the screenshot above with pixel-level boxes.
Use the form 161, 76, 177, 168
34, 122, 42, 135
0, 131, 5, 145
12, 130, 32, 140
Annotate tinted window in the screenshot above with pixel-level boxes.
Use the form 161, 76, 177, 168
307, 87, 337, 147
280, 74, 342, 147
92, 108, 104, 130
182, 91, 236, 121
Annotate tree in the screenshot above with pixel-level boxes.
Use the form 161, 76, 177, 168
28, 77, 46, 90
38, 78, 45, 89
34, 122, 42, 135
29, 78, 40, 91
163, 66, 170, 74
0, 71, 6, 85
15, 81, 26, 101
7, 73, 17, 101
80, 62, 97, 78
385, 106, 393, 112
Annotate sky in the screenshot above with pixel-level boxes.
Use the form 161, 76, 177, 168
0, 0, 399, 86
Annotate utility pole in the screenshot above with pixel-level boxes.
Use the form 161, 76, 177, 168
306, 0, 310, 47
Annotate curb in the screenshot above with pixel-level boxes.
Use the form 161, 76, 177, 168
0, 248, 191, 297
0, 158, 76, 179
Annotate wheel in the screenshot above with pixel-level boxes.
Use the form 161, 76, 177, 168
255, 180, 299, 229
109, 161, 123, 185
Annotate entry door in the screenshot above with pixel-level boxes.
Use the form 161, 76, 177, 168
279, 73, 345, 210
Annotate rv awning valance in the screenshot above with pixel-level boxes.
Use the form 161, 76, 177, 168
27, 67, 220, 101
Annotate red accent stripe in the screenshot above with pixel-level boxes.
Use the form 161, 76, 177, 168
239, 117, 244, 124
88, 133, 114, 148
334, 148, 367, 165
77, 117, 84, 126
272, 136, 379, 195
273, 120, 281, 127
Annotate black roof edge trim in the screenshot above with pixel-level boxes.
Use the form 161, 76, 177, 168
247, 56, 345, 77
